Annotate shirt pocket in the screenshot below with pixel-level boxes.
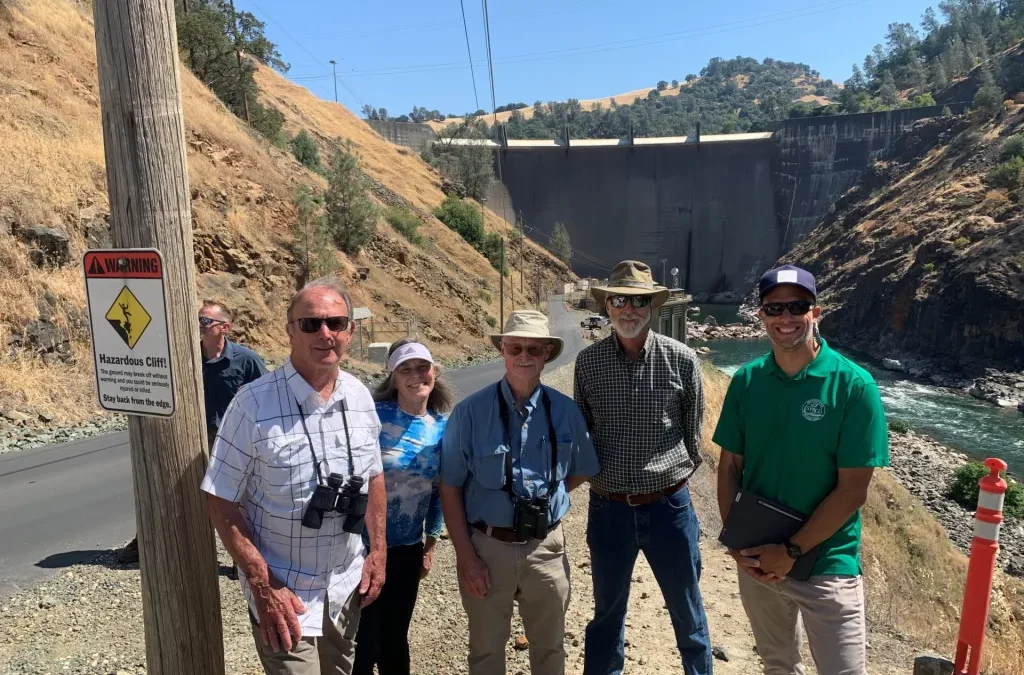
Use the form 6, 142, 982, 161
659, 390, 681, 429
471, 443, 509, 490
554, 437, 573, 481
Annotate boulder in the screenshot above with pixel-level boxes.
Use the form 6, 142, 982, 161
882, 358, 903, 371
18, 226, 70, 266
709, 291, 742, 304
912, 654, 954, 675
702, 315, 718, 327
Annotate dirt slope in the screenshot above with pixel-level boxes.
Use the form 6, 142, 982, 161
0, 0, 570, 426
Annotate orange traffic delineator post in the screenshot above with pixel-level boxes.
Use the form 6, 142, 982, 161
953, 457, 1008, 675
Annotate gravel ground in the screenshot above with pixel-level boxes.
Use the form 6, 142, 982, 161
0, 360, 920, 674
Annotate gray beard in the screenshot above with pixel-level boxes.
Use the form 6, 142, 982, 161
612, 314, 650, 339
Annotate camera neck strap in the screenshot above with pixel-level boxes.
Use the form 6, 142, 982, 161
294, 391, 355, 486
495, 382, 560, 500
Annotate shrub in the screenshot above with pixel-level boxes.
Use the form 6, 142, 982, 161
912, 93, 936, 107
484, 315, 497, 328
941, 105, 952, 116
953, 236, 970, 248
481, 232, 506, 275
324, 141, 378, 254
948, 462, 1024, 519
973, 83, 1005, 117
1000, 135, 1024, 161
434, 196, 484, 248
922, 262, 936, 273
888, 419, 910, 434
478, 289, 492, 303
384, 206, 423, 245
550, 222, 572, 265
290, 130, 322, 172
251, 103, 287, 148
986, 156, 1024, 189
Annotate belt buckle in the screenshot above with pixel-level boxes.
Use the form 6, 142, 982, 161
625, 493, 643, 507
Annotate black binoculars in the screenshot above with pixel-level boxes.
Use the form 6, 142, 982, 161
302, 472, 367, 533
512, 495, 551, 542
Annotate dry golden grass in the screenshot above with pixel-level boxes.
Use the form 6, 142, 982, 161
700, 365, 1024, 674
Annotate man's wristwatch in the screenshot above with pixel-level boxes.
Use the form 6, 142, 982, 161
784, 540, 802, 560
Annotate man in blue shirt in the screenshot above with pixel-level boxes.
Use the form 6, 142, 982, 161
197, 300, 267, 446
440, 310, 600, 675
118, 299, 265, 565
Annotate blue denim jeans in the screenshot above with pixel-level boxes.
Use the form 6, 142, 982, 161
583, 486, 712, 675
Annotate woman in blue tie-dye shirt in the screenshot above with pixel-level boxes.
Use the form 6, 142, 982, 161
354, 339, 453, 675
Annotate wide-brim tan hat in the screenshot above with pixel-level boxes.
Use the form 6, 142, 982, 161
592, 260, 670, 308
489, 309, 564, 362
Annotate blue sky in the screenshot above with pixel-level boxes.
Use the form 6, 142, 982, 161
237, 0, 938, 116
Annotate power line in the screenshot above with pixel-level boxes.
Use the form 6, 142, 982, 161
246, 0, 367, 108
287, 0, 871, 80
458, 0, 480, 111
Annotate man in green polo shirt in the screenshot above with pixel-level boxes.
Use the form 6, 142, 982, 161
713, 265, 888, 675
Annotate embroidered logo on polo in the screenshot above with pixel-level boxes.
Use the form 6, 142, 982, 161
801, 398, 826, 422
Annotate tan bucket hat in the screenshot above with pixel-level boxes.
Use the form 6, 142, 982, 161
592, 260, 670, 308
489, 310, 564, 362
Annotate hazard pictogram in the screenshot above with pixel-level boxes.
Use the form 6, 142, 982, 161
88, 257, 105, 276
105, 286, 152, 349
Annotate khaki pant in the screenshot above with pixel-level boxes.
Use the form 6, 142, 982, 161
737, 571, 867, 675
459, 524, 571, 675
251, 589, 362, 675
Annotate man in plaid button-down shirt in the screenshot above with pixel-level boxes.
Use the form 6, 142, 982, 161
574, 260, 712, 675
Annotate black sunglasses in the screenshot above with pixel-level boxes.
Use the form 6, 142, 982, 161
503, 343, 548, 357
761, 300, 814, 317
608, 295, 652, 309
292, 316, 351, 333
198, 316, 226, 328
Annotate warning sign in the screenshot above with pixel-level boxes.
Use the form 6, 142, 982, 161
83, 249, 175, 417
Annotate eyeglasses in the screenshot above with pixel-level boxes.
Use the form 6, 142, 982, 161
198, 316, 226, 328
502, 343, 548, 357
761, 300, 814, 317
608, 295, 651, 309
292, 316, 351, 333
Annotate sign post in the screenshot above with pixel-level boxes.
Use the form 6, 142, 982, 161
89, 0, 224, 672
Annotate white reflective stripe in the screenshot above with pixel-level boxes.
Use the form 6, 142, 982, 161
978, 490, 1005, 512
974, 520, 1001, 542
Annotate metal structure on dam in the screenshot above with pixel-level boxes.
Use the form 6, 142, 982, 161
433, 103, 969, 293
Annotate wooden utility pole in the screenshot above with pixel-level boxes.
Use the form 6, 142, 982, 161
228, 0, 250, 125
499, 237, 505, 325
91, 2, 224, 673
518, 211, 525, 295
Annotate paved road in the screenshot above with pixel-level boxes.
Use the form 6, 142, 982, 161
0, 299, 586, 599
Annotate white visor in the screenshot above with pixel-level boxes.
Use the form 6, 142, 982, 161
387, 342, 434, 373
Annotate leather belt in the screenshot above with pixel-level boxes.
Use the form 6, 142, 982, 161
591, 478, 688, 506
471, 520, 561, 544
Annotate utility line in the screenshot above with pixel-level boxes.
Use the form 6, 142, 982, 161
458, 0, 480, 111
287, 0, 870, 80
246, 0, 367, 108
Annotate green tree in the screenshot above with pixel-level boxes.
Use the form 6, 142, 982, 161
878, 71, 900, 107
290, 130, 322, 172
912, 93, 936, 107
549, 222, 572, 265
324, 142, 378, 254
974, 68, 1005, 117
657, 80, 668, 91
424, 118, 494, 200
291, 185, 335, 286
434, 195, 484, 248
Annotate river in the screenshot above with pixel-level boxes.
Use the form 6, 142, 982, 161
692, 307, 1024, 473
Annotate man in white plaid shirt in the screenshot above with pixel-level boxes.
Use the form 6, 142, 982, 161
202, 277, 386, 675
574, 261, 712, 675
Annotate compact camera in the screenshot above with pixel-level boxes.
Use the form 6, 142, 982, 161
301, 472, 367, 533
512, 495, 551, 541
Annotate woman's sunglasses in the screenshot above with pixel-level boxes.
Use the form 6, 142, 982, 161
291, 316, 351, 333
608, 295, 652, 309
761, 300, 814, 317
503, 343, 548, 357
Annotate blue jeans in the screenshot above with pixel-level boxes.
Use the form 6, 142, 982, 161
583, 487, 712, 675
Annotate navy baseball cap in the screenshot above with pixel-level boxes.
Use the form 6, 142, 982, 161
758, 265, 816, 300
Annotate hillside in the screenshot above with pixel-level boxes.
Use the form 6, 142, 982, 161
426, 58, 839, 140
0, 0, 571, 427
777, 107, 1024, 383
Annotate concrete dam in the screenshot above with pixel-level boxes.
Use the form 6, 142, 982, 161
469, 105, 964, 293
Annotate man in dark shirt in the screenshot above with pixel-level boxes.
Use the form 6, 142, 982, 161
197, 300, 267, 446
118, 299, 266, 565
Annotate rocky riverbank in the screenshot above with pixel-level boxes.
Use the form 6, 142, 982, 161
886, 429, 1024, 576
686, 316, 763, 343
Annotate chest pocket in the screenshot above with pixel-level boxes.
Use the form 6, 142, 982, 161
259, 441, 316, 513
554, 438, 573, 482
471, 443, 509, 490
